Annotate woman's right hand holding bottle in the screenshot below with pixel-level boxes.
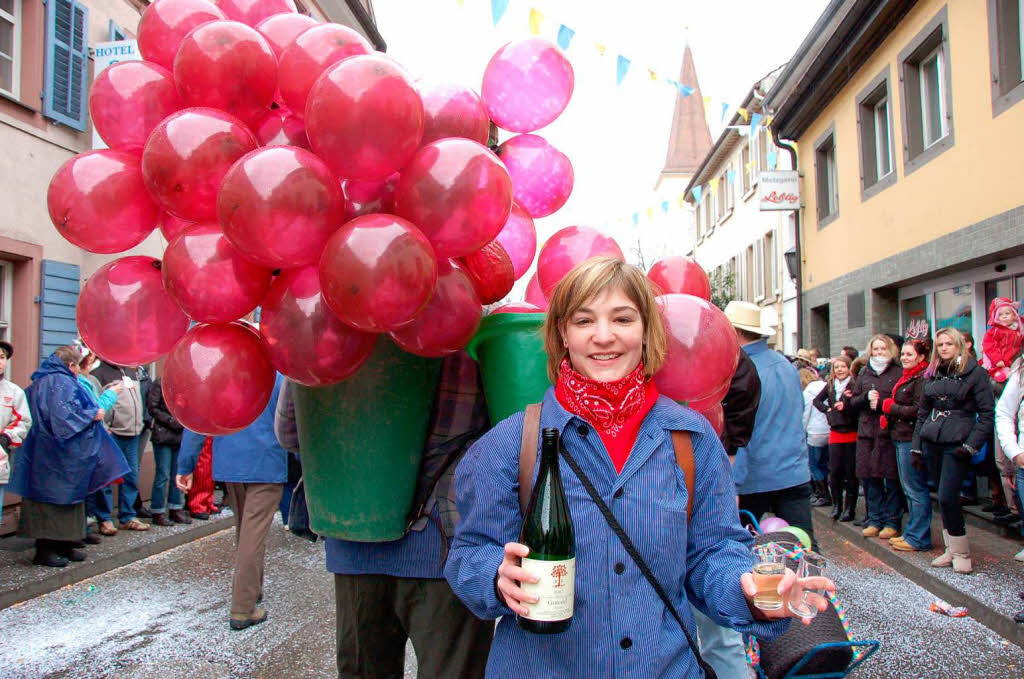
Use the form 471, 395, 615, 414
496, 542, 539, 615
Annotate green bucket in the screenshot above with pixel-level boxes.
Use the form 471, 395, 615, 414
466, 312, 550, 425
292, 338, 442, 542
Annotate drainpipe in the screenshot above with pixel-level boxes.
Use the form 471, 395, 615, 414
769, 130, 804, 349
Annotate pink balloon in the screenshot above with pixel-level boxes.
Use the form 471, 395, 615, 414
158, 212, 195, 242
138, 0, 227, 71
459, 240, 515, 305
342, 173, 399, 221
393, 138, 513, 258
648, 256, 712, 300
305, 54, 423, 181
492, 302, 542, 314
418, 81, 490, 146
260, 265, 377, 386
173, 20, 277, 125
497, 134, 573, 219
162, 222, 273, 322
251, 108, 309, 148
216, 0, 296, 27
481, 38, 574, 133
89, 61, 182, 153
390, 260, 482, 358
493, 202, 537, 281
255, 11, 317, 56
319, 213, 438, 332
77, 256, 190, 365
279, 23, 373, 118
218, 145, 346, 268
759, 516, 790, 533
524, 272, 548, 310
536, 226, 624, 298
48, 150, 159, 254
163, 322, 276, 435
654, 294, 739, 408
142, 107, 259, 221
695, 402, 725, 436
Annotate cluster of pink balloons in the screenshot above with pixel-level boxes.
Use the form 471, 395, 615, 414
53, 2, 588, 434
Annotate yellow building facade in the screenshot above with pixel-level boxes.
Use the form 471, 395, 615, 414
765, 0, 1024, 354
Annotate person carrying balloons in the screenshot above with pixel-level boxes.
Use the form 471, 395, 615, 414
446, 258, 833, 677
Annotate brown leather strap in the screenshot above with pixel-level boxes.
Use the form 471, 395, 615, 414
672, 431, 696, 517
518, 403, 542, 516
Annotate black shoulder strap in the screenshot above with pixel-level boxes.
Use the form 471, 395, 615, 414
557, 444, 718, 679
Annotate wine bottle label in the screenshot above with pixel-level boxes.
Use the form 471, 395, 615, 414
520, 557, 575, 622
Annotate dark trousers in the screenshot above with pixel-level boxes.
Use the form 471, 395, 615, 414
930, 443, 971, 536
739, 482, 816, 548
334, 574, 492, 679
862, 477, 904, 530
828, 441, 859, 508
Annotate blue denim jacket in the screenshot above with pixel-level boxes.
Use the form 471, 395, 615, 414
445, 388, 788, 678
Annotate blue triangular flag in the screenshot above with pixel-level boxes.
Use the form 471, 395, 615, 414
691, 186, 703, 203
616, 55, 631, 86
557, 25, 575, 50
632, 212, 639, 226
491, 0, 509, 25
766, 149, 779, 170
750, 113, 763, 135
720, 102, 730, 123
661, 201, 669, 214
727, 169, 736, 185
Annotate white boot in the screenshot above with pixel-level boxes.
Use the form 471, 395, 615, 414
948, 532, 972, 574
931, 530, 953, 568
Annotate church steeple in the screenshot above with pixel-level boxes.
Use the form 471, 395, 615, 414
660, 45, 712, 179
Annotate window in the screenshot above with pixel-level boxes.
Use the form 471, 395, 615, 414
704, 186, 714, 233
898, 7, 953, 173
740, 144, 752, 195
716, 168, 732, 221
694, 201, 703, 240
934, 284, 973, 335
901, 294, 930, 339
108, 19, 127, 41
744, 245, 755, 301
814, 127, 839, 227
753, 239, 765, 301
988, 0, 1024, 115
847, 291, 866, 329
0, 0, 20, 97
43, 0, 89, 131
765, 231, 779, 296
856, 67, 896, 199
0, 260, 11, 343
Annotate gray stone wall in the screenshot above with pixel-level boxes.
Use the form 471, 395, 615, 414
802, 205, 1024, 353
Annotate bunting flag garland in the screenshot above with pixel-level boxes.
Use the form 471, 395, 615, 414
661, 201, 669, 214
766, 149, 779, 170
691, 186, 703, 203
720, 102, 730, 124
632, 213, 639, 226
595, 42, 607, 56
749, 113, 763, 137
491, 0, 509, 25
727, 168, 736, 186
556, 24, 575, 49
736, 107, 750, 122
645, 207, 654, 220
616, 55, 631, 86
709, 177, 720, 195
528, 8, 543, 34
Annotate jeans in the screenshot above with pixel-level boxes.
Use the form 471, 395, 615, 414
739, 482, 816, 549
0, 485, 4, 527
102, 434, 140, 524
895, 441, 933, 549
930, 442, 970, 536
807, 444, 829, 482
693, 607, 748, 678
862, 477, 904, 531
150, 444, 183, 513
86, 488, 113, 522
1016, 468, 1024, 525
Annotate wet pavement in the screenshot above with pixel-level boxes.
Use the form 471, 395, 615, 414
1, 512, 1021, 678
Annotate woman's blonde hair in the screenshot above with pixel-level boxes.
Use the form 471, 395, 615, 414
865, 333, 899, 361
926, 327, 971, 376
542, 256, 667, 382
798, 367, 819, 389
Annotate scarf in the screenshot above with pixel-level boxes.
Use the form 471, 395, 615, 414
869, 356, 891, 373
880, 360, 926, 429
832, 376, 851, 398
554, 358, 659, 473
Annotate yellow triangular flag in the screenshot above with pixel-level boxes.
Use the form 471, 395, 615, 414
737, 107, 749, 122
595, 43, 607, 56
646, 207, 654, 220
528, 9, 544, 35
648, 68, 658, 81
764, 115, 774, 128
677, 195, 686, 208
709, 177, 720, 194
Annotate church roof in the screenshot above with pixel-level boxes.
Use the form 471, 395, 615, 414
661, 45, 712, 176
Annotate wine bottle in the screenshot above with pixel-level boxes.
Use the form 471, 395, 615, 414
518, 427, 576, 634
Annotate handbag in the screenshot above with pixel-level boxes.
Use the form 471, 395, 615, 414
518, 404, 717, 679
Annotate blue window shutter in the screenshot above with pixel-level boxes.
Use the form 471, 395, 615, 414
40, 260, 81, 360
108, 19, 126, 41
43, 0, 89, 131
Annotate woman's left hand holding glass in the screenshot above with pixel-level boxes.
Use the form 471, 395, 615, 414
740, 569, 836, 626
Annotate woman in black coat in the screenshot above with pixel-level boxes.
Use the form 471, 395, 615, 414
911, 328, 995, 575
813, 355, 859, 521
848, 334, 904, 541
146, 378, 190, 525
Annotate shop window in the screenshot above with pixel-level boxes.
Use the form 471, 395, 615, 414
0, 0, 20, 98
856, 67, 896, 200
847, 291, 865, 329
814, 126, 839, 228
901, 294, 930, 340
988, 0, 1024, 115
898, 6, 954, 174
984, 278, 1013, 323
934, 284, 973, 335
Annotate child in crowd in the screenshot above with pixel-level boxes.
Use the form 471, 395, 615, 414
982, 298, 1023, 384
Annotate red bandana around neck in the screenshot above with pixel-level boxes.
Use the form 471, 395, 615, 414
555, 358, 659, 473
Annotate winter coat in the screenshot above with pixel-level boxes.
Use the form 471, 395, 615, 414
0, 377, 31, 484
146, 379, 183, 447
849, 360, 902, 479
882, 365, 926, 442
721, 349, 761, 456
911, 356, 995, 453
93, 363, 145, 437
6, 354, 129, 505
77, 375, 118, 412
981, 297, 1023, 380
812, 379, 858, 432
802, 380, 830, 446
995, 359, 1024, 467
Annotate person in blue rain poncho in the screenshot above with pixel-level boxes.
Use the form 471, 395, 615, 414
7, 346, 129, 567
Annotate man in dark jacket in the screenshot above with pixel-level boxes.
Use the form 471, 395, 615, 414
146, 378, 190, 526
721, 349, 761, 458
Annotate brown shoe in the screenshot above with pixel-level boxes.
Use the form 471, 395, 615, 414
861, 526, 880, 538
151, 513, 174, 527
229, 606, 268, 631
890, 537, 921, 551
98, 521, 117, 536
168, 509, 193, 525
878, 527, 900, 540
120, 518, 150, 531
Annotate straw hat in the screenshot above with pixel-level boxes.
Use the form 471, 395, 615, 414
723, 301, 775, 337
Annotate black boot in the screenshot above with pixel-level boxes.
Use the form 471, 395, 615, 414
33, 540, 68, 568
59, 541, 87, 562
831, 493, 843, 521
840, 491, 857, 522
811, 481, 831, 507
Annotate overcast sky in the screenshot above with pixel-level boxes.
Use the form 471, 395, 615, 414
373, 0, 827, 287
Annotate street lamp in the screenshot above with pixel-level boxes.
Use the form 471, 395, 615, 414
783, 247, 798, 280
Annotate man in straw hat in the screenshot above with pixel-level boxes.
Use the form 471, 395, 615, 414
723, 301, 816, 548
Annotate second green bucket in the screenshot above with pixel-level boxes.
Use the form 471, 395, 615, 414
467, 312, 551, 425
